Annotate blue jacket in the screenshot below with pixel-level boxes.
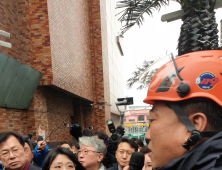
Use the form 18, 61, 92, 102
33, 144, 49, 167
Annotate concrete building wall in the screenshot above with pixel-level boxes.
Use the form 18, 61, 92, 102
111, 113, 120, 129
101, 0, 124, 127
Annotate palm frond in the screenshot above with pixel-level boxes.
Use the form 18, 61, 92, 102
116, 0, 170, 35
126, 60, 154, 90
137, 84, 145, 90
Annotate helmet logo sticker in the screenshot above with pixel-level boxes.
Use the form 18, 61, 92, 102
195, 77, 201, 84
196, 72, 219, 90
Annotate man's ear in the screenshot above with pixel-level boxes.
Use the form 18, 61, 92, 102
24, 145, 29, 154
188, 113, 208, 131
97, 153, 104, 162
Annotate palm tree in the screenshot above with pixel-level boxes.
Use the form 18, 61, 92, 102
117, 0, 219, 55
127, 60, 154, 90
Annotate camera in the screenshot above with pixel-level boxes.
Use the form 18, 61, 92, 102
69, 124, 82, 141
28, 131, 35, 140
106, 119, 122, 143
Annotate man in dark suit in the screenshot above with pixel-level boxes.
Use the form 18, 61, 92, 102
107, 137, 138, 170
0, 132, 41, 170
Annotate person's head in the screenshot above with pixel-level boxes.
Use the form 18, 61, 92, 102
22, 136, 34, 163
69, 142, 79, 153
82, 129, 92, 137
42, 147, 85, 170
140, 147, 152, 170
0, 132, 26, 170
78, 136, 106, 170
115, 137, 138, 169
60, 141, 72, 151
143, 50, 222, 169
131, 138, 144, 152
92, 131, 108, 142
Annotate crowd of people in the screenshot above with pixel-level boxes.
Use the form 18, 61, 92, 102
2, 51, 222, 170
0, 127, 151, 170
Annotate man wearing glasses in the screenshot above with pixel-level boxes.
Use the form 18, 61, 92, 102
107, 137, 138, 170
78, 136, 107, 170
0, 132, 40, 170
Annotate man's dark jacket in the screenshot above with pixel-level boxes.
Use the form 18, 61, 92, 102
107, 163, 118, 170
5, 162, 41, 170
28, 162, 41, 170
156, 131, 222, 170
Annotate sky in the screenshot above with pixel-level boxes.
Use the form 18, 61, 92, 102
122, 2, 222, 106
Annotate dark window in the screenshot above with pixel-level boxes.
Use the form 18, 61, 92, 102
129, 119, 135, 122
138, 115, 144, 121
147, 115, 149, 120
124, 117, 126, 122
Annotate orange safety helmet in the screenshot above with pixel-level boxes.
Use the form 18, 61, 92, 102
143, 50, 222, 151
143, 50, 222, 106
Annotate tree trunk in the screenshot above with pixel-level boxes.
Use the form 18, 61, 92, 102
178, 0, 219, 56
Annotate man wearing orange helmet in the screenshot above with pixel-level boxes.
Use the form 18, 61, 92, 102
144, 50, 222, 170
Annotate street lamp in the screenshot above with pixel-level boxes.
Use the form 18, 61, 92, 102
115, 97, 133, 126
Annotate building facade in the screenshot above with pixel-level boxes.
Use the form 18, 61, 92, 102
104, 0, 124, 127
124, 107, 151, 141
0, 0, 123, 142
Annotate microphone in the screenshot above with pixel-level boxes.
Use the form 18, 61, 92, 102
129, 152, 144, 170
38, 121, 67, 149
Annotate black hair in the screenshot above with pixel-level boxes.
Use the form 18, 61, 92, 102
0, 131, 25, 147
82, 128, 92, 136
92, 131, 108, 141
140, 146, 151, 154
175, 98, 222, 130
131, 138, 144, 147
24, 139, 33, 151
42, 147, 85, 170
136, 138, 144, 147
69, 142, 80, 149
22, 136, 33, 151
117, 137, 138, 152
60, 141, 70, 146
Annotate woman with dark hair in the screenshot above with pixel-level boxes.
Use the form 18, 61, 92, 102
140, 146, 152, 170
42, 147, 85, 170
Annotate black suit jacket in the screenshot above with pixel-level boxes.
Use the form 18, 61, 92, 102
28, 162, 41, 170
107, 163, 118, 170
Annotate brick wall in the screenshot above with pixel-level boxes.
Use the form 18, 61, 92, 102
0, 86, 49, 141
0, 0, 112, 139
47, 0, 94, 101
45, 87, 73, 142
29, 0, 52, 85
0, 0, 22, 62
